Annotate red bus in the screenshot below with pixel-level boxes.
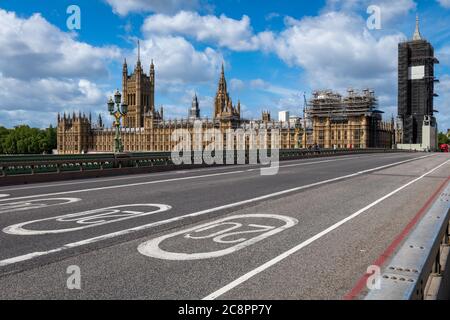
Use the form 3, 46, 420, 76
440, 144, 449, 152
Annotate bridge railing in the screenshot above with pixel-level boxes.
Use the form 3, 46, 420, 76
365, 181, 450, 300
0, 148, 403, 177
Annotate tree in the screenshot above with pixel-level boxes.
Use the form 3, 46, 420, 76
0, 125, 57, 155
438, 132, 449, 145
0, 126, 10, 153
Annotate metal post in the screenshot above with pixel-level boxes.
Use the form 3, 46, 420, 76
108, 89, 128, 154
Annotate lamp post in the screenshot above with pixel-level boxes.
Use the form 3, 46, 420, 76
107, 89, 128, 153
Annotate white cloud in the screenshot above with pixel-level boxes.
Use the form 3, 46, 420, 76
142, 11, 275, 51
0, 109, 58, 129
0, 74, 106, 127
437, 0, 450, 8
437, 46, 450, 66
230, 78, 245, 91
265, 12, 281, 21
0, 9, 120, 80
106, 0, 200, 16
134, 35, 223, 84
249, 78, 298, 96
0, 9, 121, 128
269, 12, 402, 114
324, 0, 416, 23
435, 75, 450, 131
140, 8, 404, 120
249, 79, 268, 89
0, 75, 105, 112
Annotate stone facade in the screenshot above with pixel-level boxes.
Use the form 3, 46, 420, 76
57, 47, 394, 154
304, 89, 394, 149
57, 59, 301, 154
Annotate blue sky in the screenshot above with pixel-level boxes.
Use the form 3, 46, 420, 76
0, 0, 449, 131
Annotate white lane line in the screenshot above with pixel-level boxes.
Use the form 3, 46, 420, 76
0, 170, 245, 203
0, 154, 434, 268
0, 194, 10, 198
202, 158, 450, 300
0, 155, 388, 203
0, 198, 81, 214
0, 153, 406, 193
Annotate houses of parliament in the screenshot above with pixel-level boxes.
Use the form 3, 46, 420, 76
57, 48, 394, 154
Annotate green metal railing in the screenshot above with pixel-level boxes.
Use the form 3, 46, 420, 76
0, 148, 406, 177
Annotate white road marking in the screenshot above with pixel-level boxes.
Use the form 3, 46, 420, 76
4, 204, 171, 235
0, 153, 402, 194
202, 158, 450, 300
0, 198, 81, 214
0, 194, 9, 198
137, 214, 298, 260
0, 154, 434, 268
0, 170, 246, 203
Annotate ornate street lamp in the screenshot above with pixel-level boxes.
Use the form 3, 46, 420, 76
107, 89, 128, 153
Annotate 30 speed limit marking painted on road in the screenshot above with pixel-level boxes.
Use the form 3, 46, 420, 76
3, 204, 172, 235
137, 214, 298, 260
0, 198, 80, 214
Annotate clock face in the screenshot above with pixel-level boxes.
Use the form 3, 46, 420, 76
408, 65, 425, 80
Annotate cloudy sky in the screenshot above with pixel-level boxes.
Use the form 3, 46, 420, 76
0, 0, 449, 131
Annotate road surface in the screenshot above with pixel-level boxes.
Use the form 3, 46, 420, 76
0, 152, 448, 299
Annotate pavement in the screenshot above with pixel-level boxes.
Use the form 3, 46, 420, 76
0, 152, 449, 299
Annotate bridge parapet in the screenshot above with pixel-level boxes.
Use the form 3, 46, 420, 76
366, 181, 450, 300
0, 148, 410, 186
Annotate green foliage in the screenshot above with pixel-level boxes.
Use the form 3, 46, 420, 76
0, 125, 57, 154
438, 132, 449, 145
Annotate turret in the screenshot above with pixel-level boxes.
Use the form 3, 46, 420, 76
262, 111, 271, 122
150, 59, 155, 112
189, 93, 200, 120
98, 114, 103, 128
136, 40, 142, 70
123, 58, 128, 75
150, 59, 155, 79
413, 14, 422, 41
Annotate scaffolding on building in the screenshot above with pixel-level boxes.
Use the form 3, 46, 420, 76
307, 88, 379, 120
304, 88, 387, 149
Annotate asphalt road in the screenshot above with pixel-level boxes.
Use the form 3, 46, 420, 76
0, 152, 449, 299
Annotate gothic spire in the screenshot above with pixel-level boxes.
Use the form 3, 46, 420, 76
193, 93, 199, 106
137, 40, 142, 68
150, 58, 154, 74
218, 62, 227, 92
413, 14, 422, 41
